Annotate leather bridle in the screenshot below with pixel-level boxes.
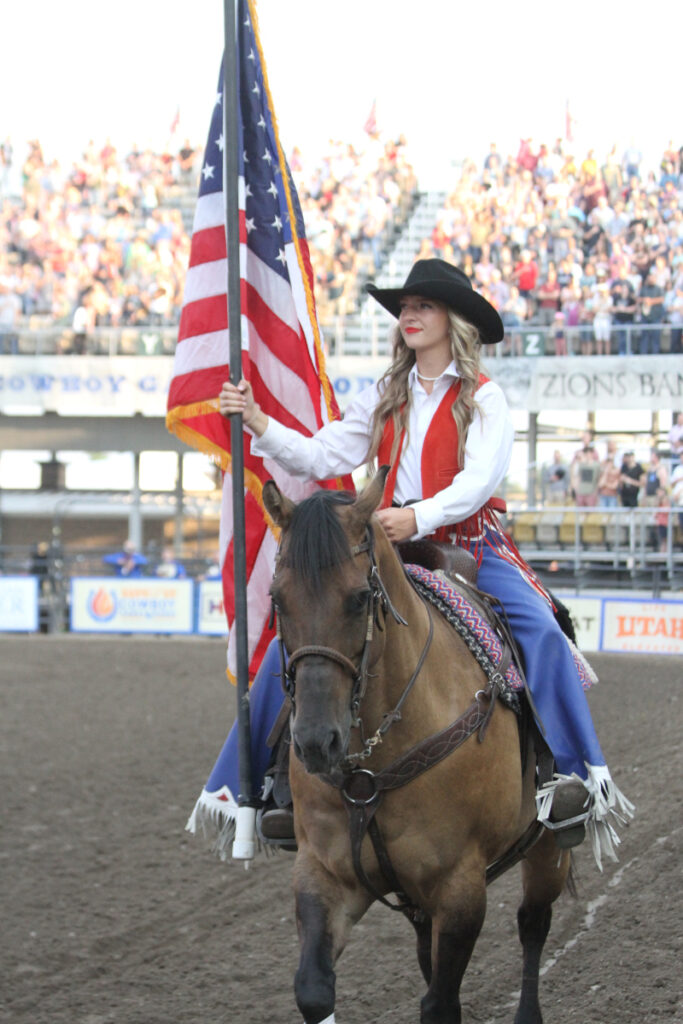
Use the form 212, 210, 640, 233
270, 524, 433, 761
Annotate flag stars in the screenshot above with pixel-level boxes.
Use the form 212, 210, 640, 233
216, 133, 224, 152
257, 115, 266, 130
202, 163, 215, 181
245, 217, 256, 233
252, 81, 260, 96
267, 181, 278, 198
245, 183, 253, 197
247, 48, 256, 62
276, 249, 287, 265
215, 91, 222, 106
272, 215, 283, 231
262, 149, 273, 164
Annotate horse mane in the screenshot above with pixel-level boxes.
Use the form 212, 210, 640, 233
282, 489, 357, 593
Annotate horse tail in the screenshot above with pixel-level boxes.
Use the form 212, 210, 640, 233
549, 591, 577, 645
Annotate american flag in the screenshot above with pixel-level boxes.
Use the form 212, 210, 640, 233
167, 0, 351, 681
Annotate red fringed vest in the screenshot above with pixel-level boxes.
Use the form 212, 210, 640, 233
377, 374, 506, 547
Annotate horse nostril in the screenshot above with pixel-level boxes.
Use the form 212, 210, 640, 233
292, 725, 344, 773
325, 729, 342, 764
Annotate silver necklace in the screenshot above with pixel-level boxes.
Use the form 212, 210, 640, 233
417, 371, 443, 381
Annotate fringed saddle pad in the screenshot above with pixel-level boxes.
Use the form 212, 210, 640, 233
405, 564, 523, 708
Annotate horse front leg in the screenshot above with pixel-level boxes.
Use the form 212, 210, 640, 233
514, 831, 571, 1024
410, 909, 433, 984
293, 854, 369, 1024
420, 873, 487, 1024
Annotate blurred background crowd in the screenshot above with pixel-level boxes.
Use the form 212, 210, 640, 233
2, 132, 682, 355
0, 131, 417, 350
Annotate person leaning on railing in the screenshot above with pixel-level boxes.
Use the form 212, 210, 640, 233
618, 452, 645, 507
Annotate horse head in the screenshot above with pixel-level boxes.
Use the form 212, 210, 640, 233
263, 468, 392, 775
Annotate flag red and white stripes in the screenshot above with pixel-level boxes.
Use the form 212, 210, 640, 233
167, 0, 351, 681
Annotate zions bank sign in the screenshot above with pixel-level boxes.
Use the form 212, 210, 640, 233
0, 355, 681, 416
507, 356, 683, 413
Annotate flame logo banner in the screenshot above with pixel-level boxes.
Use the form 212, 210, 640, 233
87, 587, 117, 622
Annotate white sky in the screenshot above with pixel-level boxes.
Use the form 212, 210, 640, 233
3, 0, 677, 183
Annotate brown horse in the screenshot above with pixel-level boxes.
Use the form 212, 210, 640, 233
263, 469, 571, 1024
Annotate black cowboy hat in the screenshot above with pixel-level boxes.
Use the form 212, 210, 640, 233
366, 258, 504, 343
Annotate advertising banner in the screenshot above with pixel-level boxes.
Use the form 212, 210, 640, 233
70, 578, 194, 634
196, 580, 228, 636
0, 356, 173, 417
0, 577, 38, 632
2, 353, 682, 417
556, 595, 603, 652
601, 598, 683, 655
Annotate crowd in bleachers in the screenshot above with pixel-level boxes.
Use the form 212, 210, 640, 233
0, 137, 192, 348
0, 130, 418, 350
418, 138, 683, 356
2, 130, 683, 356
536, 419, 683, 550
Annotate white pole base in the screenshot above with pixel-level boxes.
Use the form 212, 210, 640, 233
231, 805, 256, 860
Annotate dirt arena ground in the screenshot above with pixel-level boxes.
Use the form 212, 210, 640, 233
1, 636, 681, 1024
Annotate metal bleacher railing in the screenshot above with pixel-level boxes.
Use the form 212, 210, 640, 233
505, 504, 683, 594
4, 317, 678, 361
2, 503, 681, 634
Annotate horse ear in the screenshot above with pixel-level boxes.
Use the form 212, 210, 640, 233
262, 480, 295, 530
349, 465, 390, 528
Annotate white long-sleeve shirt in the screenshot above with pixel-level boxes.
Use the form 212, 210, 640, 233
251, 361, 514, 540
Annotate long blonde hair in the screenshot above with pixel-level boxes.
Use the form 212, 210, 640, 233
367, 308, 484, 469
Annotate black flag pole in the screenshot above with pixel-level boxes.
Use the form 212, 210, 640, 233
223, 0, 256, 861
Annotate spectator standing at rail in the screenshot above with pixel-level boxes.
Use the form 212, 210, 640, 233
536, 264, 561, 326
653, 487, 671, 552
642, 451, 669, 507
610, 273, 637, 355
102, 540, 147, 578
667, 413, 683, 464
70, 288, 96, 355
619, 452, 645, 508
598, 440, 622, 508
589, 276, 613, 356
511, 249, 539, 318
637, 270, 664, 354
542, 450, 570, 505
0, 278, 22, 354
671, 463, 683, 534
154, 545, 186, 579
571, 431, 601, 507
500, 285, 527, 356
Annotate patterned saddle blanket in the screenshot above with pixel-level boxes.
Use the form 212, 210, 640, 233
405, 564, 595, 695
405, 564, 525, 700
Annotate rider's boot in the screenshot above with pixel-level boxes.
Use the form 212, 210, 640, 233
543, 779, 590, 849
257, 714, 297, 850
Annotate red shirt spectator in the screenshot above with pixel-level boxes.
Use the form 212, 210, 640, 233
513, 249, 539, 294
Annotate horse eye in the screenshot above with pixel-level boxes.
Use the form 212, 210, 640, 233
345, 588, 371, 616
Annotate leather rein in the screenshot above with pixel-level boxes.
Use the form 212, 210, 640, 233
271, 524, 540, 918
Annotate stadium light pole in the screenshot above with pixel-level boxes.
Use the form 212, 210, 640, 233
223, 0, 256, 861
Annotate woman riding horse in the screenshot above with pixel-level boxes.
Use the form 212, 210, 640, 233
194, 258, 632, 866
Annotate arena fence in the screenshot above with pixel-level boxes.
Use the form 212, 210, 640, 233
3, 320, 679, 360
1, 504, 681, 640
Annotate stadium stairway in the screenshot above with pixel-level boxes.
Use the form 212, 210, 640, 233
358, 189, 448, 313
159, 183, 197, 234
